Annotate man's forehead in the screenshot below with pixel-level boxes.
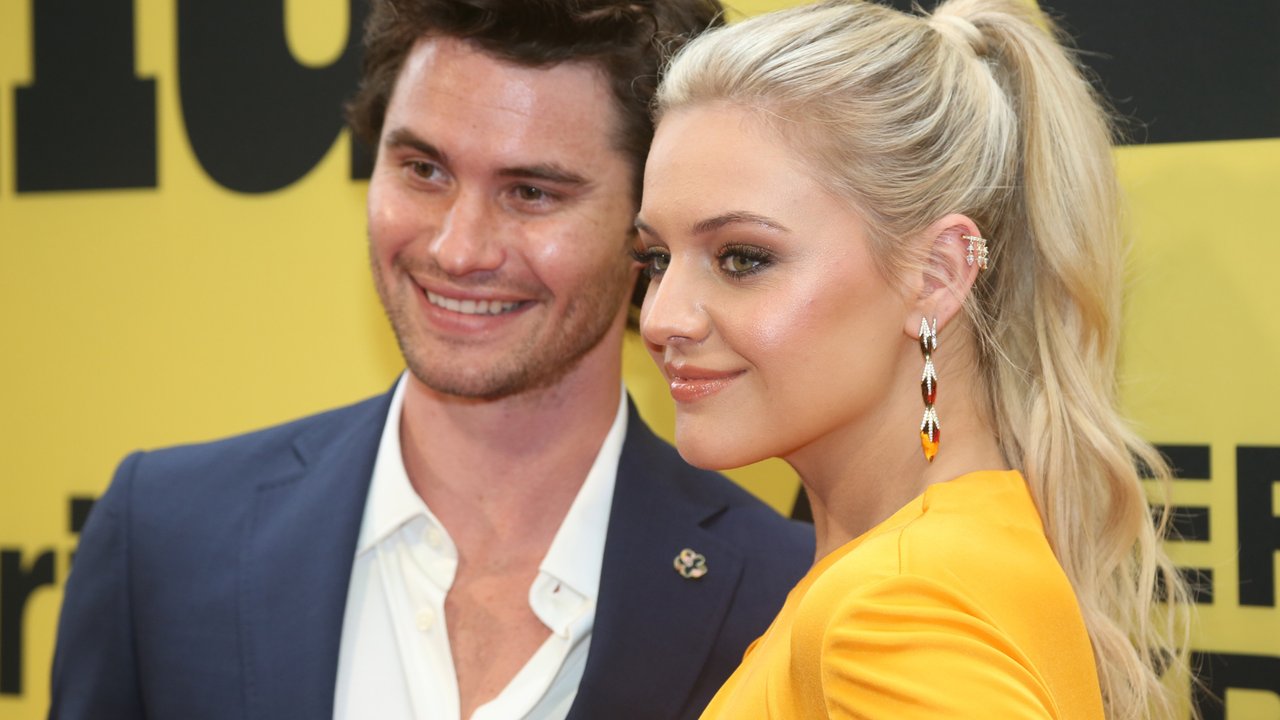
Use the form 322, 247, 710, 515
382, 35, 626, 175
393, 36, 611, 120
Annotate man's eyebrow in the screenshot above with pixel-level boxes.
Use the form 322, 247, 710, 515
498, 163, 591, 187
692, 211, 791, 235
383, 128, 448, 163
382, 130, 588, 187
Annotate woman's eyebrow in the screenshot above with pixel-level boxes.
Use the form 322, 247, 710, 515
634, 217, 660, 238
635, 211, 791, 240
691, 211, 791, 235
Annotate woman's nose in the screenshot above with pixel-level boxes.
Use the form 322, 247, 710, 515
640, 259, 712, 350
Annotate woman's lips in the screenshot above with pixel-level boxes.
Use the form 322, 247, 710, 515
667, 366, 745, 403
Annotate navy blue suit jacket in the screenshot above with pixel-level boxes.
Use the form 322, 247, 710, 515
50, 389, 813, 719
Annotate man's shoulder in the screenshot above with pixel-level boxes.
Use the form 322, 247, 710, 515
621, 407, 813, 555
690, 465, 813, 558
122, 388, 393, 498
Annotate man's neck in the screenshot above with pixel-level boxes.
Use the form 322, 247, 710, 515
397, 322, 627, 720
397, 324, 626, 544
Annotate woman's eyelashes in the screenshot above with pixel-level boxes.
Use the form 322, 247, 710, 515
630, 243, 774, 280
631, 246, 671, 278
716, 244, 772, 279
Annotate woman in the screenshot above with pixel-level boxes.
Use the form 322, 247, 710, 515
632, 0, 1193, 718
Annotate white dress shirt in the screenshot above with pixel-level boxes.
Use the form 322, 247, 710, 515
333, 374, 628, 720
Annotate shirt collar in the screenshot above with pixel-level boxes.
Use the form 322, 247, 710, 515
534, 384, 627, 609
356, 372, 629, 593
356, 373, 435, 555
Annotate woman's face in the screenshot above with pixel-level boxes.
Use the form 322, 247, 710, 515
637, 106, 913, 470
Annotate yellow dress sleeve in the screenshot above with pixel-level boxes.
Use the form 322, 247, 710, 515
810, 573, 1061, 720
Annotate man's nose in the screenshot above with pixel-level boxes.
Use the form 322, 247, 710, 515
640, 259, 712, 350
428, 189, 505, 276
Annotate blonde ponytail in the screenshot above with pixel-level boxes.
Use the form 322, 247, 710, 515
656, 2, 1193, 718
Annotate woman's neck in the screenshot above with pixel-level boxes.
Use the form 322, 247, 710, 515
787, 344, 1008, 563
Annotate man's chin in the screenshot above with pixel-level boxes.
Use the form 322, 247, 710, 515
403, 362, 517, 400
391, 286, 627, 402
402, 352, 575, 402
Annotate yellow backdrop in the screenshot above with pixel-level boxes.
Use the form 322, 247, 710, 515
1, 1, 1277, 718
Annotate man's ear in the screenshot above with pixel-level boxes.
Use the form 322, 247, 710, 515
903, 213, 983, 340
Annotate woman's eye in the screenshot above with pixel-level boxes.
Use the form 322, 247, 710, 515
721, 254, 762, 274
630, 247, 670, 278
717, 245, 771, 277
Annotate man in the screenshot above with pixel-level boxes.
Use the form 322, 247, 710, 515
49, 1, 813, 719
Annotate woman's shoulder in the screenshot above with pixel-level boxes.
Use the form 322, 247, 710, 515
902, 470, 1071, 589
819, 470, 1072, 602
809, 471, 1086, 640
787, 470, 1102, 719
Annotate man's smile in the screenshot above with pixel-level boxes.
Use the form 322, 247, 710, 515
424, 289, 524, 316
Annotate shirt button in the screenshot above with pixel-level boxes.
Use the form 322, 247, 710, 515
416, 608, 436, 631
425, 527, 444, 548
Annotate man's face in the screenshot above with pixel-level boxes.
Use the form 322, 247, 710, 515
368, 36, 638, 400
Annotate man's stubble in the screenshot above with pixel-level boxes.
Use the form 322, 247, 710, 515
370, 242, 634, 401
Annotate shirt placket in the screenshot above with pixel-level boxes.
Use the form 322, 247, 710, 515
383, 514, 459, 720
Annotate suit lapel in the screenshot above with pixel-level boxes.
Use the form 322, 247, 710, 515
568, 402, 745, 720
239, 390, 393, 720
237, 390, 741, 720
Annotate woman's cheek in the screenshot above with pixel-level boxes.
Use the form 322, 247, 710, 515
738, 283, 820, 366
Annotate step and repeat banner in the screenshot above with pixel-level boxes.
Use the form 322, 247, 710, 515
1, 1, 1277, 718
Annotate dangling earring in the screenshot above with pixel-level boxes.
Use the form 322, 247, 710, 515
919, 317, 939, 463
963, 235, 989, 270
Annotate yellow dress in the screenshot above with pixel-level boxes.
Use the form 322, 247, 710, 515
699, 470, 1104, 720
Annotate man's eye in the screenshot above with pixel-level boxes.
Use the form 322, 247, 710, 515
517, 186, 546, 202
410, 161, 440, 180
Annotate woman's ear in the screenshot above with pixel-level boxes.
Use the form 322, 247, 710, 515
903, 213, 983, 340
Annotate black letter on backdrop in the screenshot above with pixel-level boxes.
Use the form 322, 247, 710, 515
1193, 652, 1280, 720
1237, 446, 1280, 607
1039, 1, 1280, 143
69, 496, 96, 568
178, 0, 368, 193
0, 550, 56, 695
1142, 445, 1215, 603
14, 0, 157, 192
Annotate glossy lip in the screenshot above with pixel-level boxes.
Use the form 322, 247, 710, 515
412, 277, 536, 335
665, 363, 746, 403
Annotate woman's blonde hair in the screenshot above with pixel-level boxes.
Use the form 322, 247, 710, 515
656, 1, 1193, 717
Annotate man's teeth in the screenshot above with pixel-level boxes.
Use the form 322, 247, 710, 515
426, 291, 519, 315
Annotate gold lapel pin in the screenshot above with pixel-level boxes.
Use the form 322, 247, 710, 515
674, 548, 707, 579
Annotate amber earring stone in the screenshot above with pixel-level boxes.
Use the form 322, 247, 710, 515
920, 426, 940, 463
919, 318, 939, 463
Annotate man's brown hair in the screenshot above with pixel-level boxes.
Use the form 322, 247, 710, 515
347, 0, 725, 201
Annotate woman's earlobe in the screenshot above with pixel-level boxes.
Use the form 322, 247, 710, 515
905, 311, 937, 341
